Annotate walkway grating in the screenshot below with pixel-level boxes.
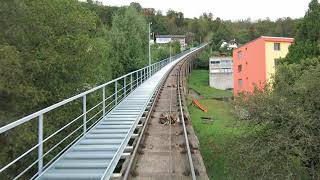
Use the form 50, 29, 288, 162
36, 49, 200, 180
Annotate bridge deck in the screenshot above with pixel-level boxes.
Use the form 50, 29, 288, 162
37, 50, 196, 180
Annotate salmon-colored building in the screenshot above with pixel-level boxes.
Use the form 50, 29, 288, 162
233, 36, 294, 96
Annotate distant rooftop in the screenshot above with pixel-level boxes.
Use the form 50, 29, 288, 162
155, 35, 186, 38
235, 36, 294, 50
261, 36, 294, 42
210, 56, 233, 61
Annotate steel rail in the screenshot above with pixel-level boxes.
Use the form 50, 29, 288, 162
122, 45, 207, 180
100, 57, 179, 180
122, 51, 179, 180
177, 52, 197, 180
34, 50, 193, 180
0, 46, 200, 179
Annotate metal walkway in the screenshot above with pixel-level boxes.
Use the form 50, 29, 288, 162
37, 55, 183, 180
0, 45, 206, 180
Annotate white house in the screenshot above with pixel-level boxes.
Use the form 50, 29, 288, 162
220, 39, 239, 50
155, 35, 187, 49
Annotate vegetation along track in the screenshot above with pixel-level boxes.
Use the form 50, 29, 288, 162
121, 53, 209, 180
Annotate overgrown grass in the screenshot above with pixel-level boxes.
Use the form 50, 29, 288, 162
187, 70, 246, 179
188, 70, 233, 98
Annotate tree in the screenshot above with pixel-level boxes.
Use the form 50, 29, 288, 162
286, 0, 320, 63
232, 0, 320, 178
130, 2, 142, 12
275, 17, 297, 37
108, 7, 148, 77
0, 0, 113, 178
151, 41, 181, 63
211, 23, 232, 50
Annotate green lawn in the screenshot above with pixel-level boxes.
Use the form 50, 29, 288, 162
188, 70, 246, 179
188, 70, 233, 98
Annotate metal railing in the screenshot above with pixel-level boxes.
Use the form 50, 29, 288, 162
0, 50, 191, 179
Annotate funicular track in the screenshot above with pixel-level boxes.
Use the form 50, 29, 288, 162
0, 45, 208, 180
121, 49, 209, 180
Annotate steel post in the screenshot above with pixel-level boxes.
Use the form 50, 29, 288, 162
102, 86, 106, 116
83, 95, 86, 133
130, 74, 133, 92
38, 114, 43, 174
124, 77, 126, 97
115, 81, 118, 105
136, 71, 139, 86
140, 70, 142, 84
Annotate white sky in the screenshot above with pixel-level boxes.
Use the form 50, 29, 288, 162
100, 0, 310, 21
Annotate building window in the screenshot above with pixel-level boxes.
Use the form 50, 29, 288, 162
274, 43, 281, 51
238, 65, 242, 72
237, 51, 243, 59
211, 61, 220, 64
221, 68, 232, 73
238, 79, 243, 87
274, 58, 281, 66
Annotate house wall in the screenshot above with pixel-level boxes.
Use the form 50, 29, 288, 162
209, 57, 233, 90
233, 38, 266, 96
233, 37, 294, 96
265, 41, 292, 81
209, 73, 233, 90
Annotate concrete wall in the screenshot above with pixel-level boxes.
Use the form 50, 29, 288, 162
209, 57, 233, 90
209, 72, 233, 90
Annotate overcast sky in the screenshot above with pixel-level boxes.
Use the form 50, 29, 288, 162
100, 0, 310, 21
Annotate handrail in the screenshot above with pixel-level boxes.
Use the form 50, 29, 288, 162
100, 45, 206, 180
0, 48, 192, 179
0, 51, 189, 134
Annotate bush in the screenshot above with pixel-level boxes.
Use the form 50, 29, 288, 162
194, 48, 212, 69
232, 58, 320, 179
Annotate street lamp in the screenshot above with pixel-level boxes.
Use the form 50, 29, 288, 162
148, 22, 152, 67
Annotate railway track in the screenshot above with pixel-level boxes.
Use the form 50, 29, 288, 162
0, 44, 208, 180
122, 54, 209, 180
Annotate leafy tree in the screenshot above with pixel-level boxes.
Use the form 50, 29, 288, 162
275, 17, 297, 37
130, 2, 142, 12
108, 7, 148, 77
211, 23, 232, 50
152, 13, 170, 35
151, 41, 181, 63
0, 0, 111, 120
286, 0, 320, 63
194, 48, 212, 69
233, 59, 320, 179
232, 0, 320, 178
0, 0, 111, 178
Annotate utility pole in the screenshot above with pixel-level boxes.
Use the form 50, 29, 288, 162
170, 41, 172, 62
148, 22, 152, 71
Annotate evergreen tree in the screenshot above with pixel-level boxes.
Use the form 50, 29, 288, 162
286, 0, 320, 63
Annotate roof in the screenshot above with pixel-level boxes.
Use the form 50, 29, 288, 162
229, 39, 239, 44
261, 36, 294, 43
210, 56, 233, 61
156, 35, 186, 38
234, 36, 294, 51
